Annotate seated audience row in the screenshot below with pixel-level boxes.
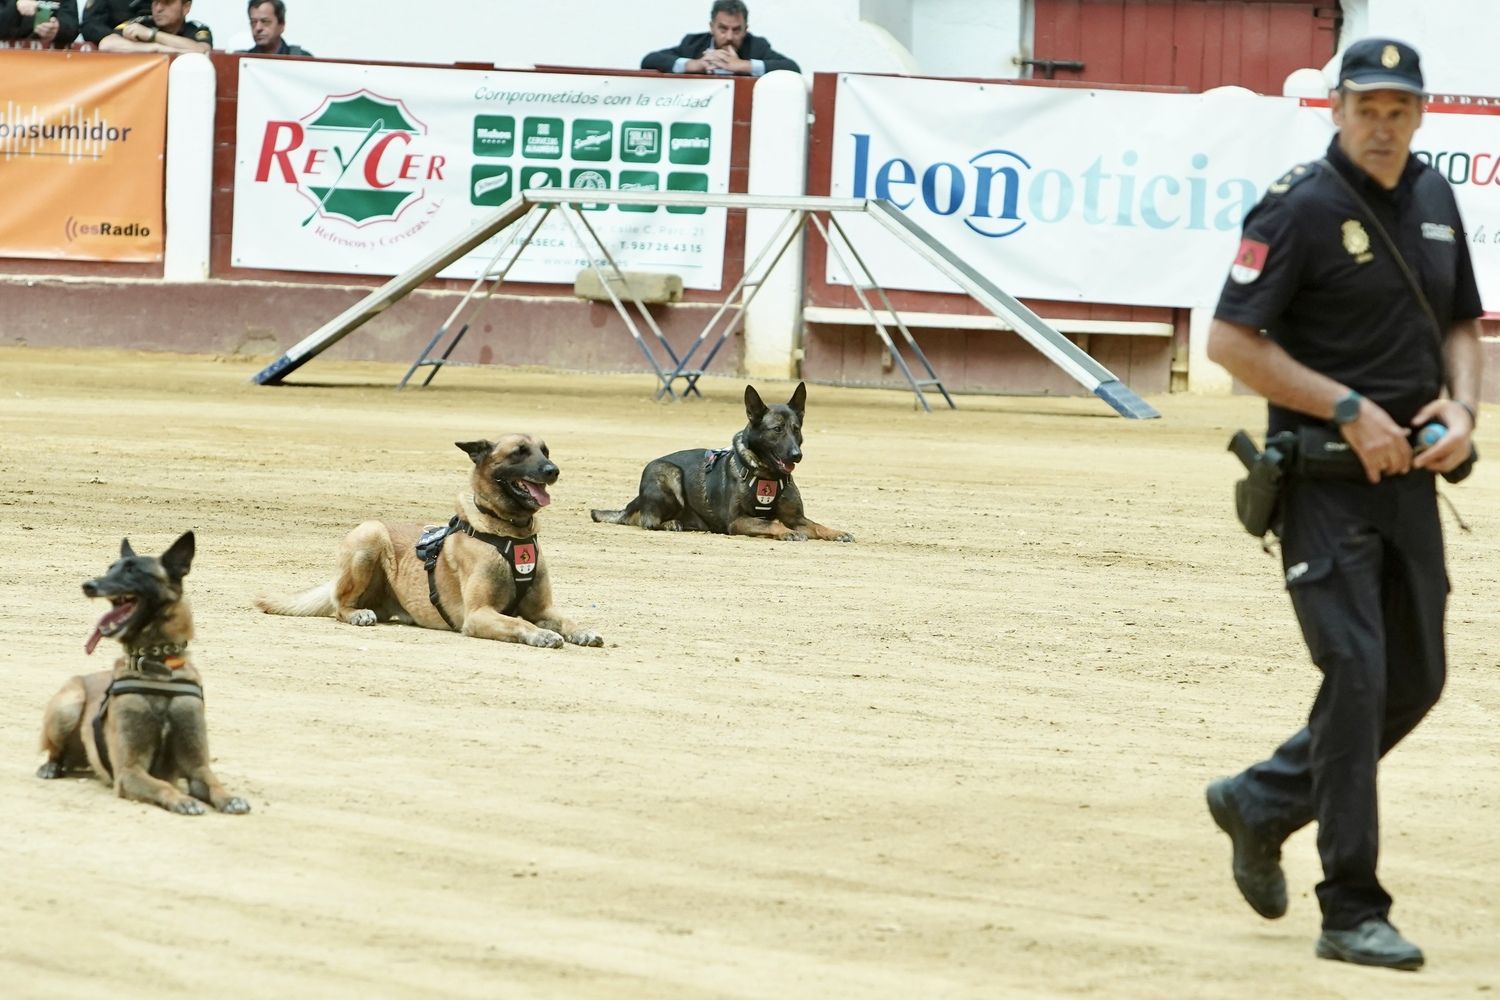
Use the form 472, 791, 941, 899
1, 0, 308, 55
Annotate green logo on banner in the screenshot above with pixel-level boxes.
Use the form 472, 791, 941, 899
296, 91, 426, 225
521, 166, 562, 191
667, 172, 709, 214
669, 123, 712, 165
522, 118, 564, 159
471, 165, 514, 206
571, 120, 613, 161
620, 122, 662, 163
473, 115, 515, 157
618, 170, 659, 212
569, 168, 611, 212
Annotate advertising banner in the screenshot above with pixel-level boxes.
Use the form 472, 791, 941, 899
829, 75, 1333, 308
831, 75, 1500, 312
233, 60, 734, 289
0, 51, 167, 262
1393, 100, 1500, 313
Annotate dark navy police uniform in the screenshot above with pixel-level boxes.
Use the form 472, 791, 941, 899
80, 0, 211, 46
1214, 137, 1482, 931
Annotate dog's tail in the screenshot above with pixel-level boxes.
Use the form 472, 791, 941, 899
589, 498, 640, 525
254, 581, 337, 618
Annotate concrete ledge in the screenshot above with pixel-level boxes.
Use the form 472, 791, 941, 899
574, 270, 683, 305
802, 305, 1173, 337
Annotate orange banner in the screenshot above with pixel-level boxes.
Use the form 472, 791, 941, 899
0, 51, 167, 262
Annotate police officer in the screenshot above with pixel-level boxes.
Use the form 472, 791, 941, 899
1204, 38, 1483, 971
0, 0, 81, 48
83, 0, 211, 51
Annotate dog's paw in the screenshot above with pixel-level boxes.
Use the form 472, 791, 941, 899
566, 630, 605, 647
36, 760, 64, 780
171, 797, 207, 816
832, 532, 855, 543
524, 629, 565, 649
348, 609, 378, 627
779, 531, 809, 542
220, 797, 252, 815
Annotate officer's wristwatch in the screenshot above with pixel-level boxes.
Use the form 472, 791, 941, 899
1332, 390, 1364, 426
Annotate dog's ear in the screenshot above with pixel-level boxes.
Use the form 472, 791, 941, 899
161, 531, 195, 581
120, 538, 136, 559
455, 440, 493, 465
787, 381, 807, 417
744, 385, 768, 423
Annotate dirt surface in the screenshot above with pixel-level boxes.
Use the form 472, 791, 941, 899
2, 346, 1497, 998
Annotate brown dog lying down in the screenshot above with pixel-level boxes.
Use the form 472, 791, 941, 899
37, 531, 251, 815
256, 434, 603, 649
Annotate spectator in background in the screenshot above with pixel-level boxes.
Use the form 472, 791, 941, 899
84, 0, 210, 52
240, 0, 310, 57
641, 0, 798, 77
1, 0, 80, 47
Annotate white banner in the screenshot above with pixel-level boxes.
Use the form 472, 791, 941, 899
830, 75, 1334, 308
233, 61, 734, 289
1404, 102, 1500, 313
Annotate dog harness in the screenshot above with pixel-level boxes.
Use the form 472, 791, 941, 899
416, 515, 538, 630
703, 445, 785, 519
90, 672, 204, 780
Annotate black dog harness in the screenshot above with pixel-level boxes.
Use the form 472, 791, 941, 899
703, 444, 785, 518
90, 664, 204, 780
416, 515, 538, 629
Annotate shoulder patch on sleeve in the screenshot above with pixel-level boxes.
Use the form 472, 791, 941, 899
1230, 238, 1269, 284
1266, 161, 1320, 196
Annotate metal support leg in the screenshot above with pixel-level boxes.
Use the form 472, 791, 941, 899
398, 203, 553, 389
810, 213, 945, 412
553, 205, 679, 399
660, 208, 808, 400
827, 212, 956, 410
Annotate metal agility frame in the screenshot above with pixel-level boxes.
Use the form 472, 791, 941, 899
252, 190, 1159, 419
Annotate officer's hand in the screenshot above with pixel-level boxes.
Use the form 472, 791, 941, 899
35, 19, 59, 42
1411, 398, 1476, 474
1341, 398, 1412, 483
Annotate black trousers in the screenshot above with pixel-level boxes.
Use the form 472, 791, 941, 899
1230, 471, 1447, 930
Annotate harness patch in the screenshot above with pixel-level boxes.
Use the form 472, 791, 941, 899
753, 478, 781, 515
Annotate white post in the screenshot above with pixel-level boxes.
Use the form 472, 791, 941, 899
163, 53, 216, 282
744, 70, 810, 380
1187, 305, 1234, 394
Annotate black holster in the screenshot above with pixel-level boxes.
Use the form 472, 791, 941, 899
1229, 430, 1294, 538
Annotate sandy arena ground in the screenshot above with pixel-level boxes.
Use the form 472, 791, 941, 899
1, 346, 1496, 998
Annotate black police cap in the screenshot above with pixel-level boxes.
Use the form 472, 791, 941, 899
1338, 38, 1424, 95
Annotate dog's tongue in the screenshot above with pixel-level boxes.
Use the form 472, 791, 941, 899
85, 601, 135, 654
522, 481, 552, 508
781, 460, 796, 473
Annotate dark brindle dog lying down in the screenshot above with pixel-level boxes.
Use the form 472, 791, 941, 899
37, 531, 251, 815
256, 434, 603, 649
591, 383, 854, 542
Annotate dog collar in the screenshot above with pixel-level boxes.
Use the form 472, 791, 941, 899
731, 432, 788, 483
475, 498, 535, 533
125, 642, 188, 674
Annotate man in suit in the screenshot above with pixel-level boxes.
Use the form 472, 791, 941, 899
641, 0, 799, 77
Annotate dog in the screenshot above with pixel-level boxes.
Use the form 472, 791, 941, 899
37, 531, 251, 816
591, 383, 854, 542
256, 434, 603, 649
